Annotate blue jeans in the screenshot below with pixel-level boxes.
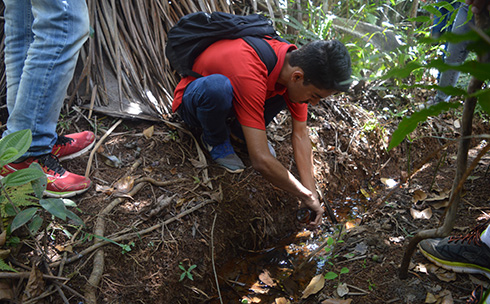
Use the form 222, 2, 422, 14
435, 4, 472, 102
179, 74, 286, 146
2, 0, 89, 157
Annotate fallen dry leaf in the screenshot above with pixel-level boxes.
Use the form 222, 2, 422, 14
410, 207, 432, 220
412, 189, 428, 203
55, 244, 73, 253
259, 270, 276, 287
96, 184, 114, 195
337, 282, 349, 297
301, 274, 325, 299
275, 297, 291, 304
438, 290, 454, 304
113, 176, 136, 194
436, 271, 457, 282
143, 125, 154, 138
22, 265, 45, 302
425, 292, 437, 303
432, 200, 450, 209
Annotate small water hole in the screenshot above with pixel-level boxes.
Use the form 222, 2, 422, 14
215, 193, 370, 303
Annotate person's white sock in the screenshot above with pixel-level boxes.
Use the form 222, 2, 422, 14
480, 224, 490, 248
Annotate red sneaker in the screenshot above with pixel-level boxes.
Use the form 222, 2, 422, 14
52, 131, 95, 161
1, 154, 91, 198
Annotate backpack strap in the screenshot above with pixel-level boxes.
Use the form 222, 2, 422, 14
189, 36, 289, 78
242, 36, 278, 76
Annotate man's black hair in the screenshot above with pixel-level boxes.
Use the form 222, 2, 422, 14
289, 40, 352, 92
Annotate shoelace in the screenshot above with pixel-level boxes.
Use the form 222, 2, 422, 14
55, 135, 74, 147
36, 154, 66, 175
467, 285, 484, 304
448, 220, 490, 246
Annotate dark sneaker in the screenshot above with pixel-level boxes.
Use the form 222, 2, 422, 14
201, 136, 245, 174
467, 285, 490, 304
1, 154, 91, 198
52, 131, 95, 161
418, 222, 490, 279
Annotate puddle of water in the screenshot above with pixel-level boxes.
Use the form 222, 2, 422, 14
213, 193, 371, 303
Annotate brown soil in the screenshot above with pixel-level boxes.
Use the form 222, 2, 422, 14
3, 86, 490, 304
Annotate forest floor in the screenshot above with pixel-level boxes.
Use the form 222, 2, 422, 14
2, 82, 490, 304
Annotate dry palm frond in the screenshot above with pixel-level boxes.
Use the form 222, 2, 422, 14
0, 1, 284, 120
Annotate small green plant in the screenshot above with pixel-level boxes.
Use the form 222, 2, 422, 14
320, 236, 349, 280
0, 130, 86, 271
178, 262, 197, 281
368, 279, 377, 291
169, 130, 179, 141
325, 266, 349, 281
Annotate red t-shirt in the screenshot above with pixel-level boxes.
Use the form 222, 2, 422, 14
172, 38, 308, 130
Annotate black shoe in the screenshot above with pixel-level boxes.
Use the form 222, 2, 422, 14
418, 221, 490, 279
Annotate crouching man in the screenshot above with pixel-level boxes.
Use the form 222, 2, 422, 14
172, 38, 352, 227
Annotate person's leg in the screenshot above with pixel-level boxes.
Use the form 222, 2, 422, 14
1, 0, 92, 198
3, 0, 34, 118
3, 0, 90, 157
435, 4, 472, 102
179, 74, 245, 173
179, 74, 234, 146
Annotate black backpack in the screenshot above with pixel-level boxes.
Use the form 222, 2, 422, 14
165, 11, 289, 79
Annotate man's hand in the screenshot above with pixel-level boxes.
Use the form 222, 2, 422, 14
466, 0, 490, 14
301, 195, 324, 228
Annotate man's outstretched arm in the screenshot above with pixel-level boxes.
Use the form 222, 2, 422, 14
242, 125, 323, 227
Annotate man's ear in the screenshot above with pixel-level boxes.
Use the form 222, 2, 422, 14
291, 70, 304, 82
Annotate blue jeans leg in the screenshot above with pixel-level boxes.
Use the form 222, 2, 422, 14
179, 74, 234, 147
3, 0, 89, 157
436, 4, 472, 102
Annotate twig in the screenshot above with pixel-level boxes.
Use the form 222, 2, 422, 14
0, 272, 68, 280
85, 118, 123, 178
50, 199, 213, 268
211, 213, 223, 304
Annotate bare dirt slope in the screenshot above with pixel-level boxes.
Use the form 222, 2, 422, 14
4, 86, 490, 304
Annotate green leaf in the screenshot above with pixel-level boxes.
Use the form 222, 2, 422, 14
477, 89, 490, 115
4, 203, 16, 217
62, 198, 77, 208
0, 130, 32, 167
407, 16, 431, 23
188, 264, 197, 271
388, 102, 461, 150
28, 215, 43, 234
29, 162, 47, 198
187, 273, 194, 280
39, 198, 67, 221
179, 272, 186, 281
65, 209, 85, 226
11, 207, 38, 232
0, 258, 17, 272
1, 167, 45, 187
340, 267, 350, 274
324, 272, 338, 280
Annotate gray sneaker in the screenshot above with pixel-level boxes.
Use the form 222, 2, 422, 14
418, 222, 490, 279
201, 136, 245, 174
